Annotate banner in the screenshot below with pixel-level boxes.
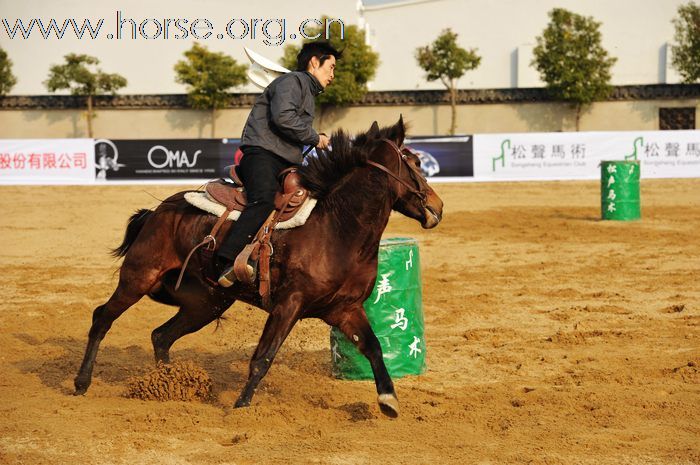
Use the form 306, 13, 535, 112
473, 130, 700, 181
1, 131, 699, 184
405, 136, 473, 178
303, 135, 473, 179
0, 139, 95, 184
94, 138, 239, 180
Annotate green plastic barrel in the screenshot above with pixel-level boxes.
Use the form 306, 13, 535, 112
330, 237, 426, 380
601, 160, 641, 221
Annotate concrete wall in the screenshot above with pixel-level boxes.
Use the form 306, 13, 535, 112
0, 0, 358, 95
362, 0, 687, 90
0, 0, 689, 94
0, 108, 251, 139
1, 99, 697, 139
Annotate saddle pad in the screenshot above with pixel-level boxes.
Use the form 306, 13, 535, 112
184, 192, 317, 230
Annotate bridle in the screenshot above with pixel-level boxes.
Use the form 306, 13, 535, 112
366, 138, 429, 206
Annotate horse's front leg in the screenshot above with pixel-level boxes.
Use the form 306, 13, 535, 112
234, 292, 303, 408
328, 305, 399, 418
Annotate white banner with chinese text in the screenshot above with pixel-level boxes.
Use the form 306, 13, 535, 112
0, 139, 95, 184
473, 130, 700, 181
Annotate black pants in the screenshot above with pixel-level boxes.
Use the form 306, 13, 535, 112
218, 146, 294, 262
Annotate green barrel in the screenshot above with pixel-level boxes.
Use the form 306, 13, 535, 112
330, 237, 426, 380
601, 160, 641, 221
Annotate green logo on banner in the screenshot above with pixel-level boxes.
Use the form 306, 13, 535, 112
625, 136, 644, 160
492, 139, 511, 172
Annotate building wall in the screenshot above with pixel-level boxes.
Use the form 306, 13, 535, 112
0, 0, 357, 95
2, 99, 697, 139
362, 0, 686, 90
0, 0, 689, 95
0, 108, 249, 139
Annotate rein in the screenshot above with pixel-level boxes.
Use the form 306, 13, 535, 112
366, 138, 427, 203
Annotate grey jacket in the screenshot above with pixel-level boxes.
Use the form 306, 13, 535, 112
240, 71, 323, 164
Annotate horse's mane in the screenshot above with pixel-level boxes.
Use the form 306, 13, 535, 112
298, 120, 405, 199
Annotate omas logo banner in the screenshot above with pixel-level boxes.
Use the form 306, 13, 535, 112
94, 139, 233, 180
147, 145, 201, 169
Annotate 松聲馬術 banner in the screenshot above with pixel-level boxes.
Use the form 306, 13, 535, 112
473, 130, 700, 181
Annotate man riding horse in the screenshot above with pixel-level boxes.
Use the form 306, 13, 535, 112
73, 41, 443, 417
217, 41, 341, 287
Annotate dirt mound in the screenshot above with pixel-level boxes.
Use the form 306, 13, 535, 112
124, 361, 212, 402
338, 402, 376, 422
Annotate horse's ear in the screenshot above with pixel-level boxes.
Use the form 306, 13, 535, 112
368, 121, 380, 138
394, 114, 406, 145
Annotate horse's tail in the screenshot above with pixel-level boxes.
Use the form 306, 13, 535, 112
111, 208, 153, 258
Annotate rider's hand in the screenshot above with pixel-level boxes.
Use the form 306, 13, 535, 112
316, 134, 330, 150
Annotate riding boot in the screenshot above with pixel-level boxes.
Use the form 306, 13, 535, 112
218, 261, 256, 287
216, 147, 292, 287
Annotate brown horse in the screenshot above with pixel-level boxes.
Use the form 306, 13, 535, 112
74, 117, 443, 417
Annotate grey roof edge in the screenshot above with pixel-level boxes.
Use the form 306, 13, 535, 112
2, 84, 699, 110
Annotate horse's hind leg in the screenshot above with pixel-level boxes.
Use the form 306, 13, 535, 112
151, 297, 233, 364
74, 270, 160, 395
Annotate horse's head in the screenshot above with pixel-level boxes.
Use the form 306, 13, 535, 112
366, 117, 443, 229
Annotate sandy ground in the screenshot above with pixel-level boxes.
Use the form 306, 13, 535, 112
0, 179, 698, 465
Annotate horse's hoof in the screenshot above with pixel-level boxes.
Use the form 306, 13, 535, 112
234, 398, 250, 409
74, 379, 89, 396
378, 393, 399, 418
154, 354, 170, 365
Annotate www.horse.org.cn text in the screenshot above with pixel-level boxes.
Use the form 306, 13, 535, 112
1, 12, 346, 46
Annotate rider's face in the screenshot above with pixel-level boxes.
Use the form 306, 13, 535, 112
308, 55, 336, 89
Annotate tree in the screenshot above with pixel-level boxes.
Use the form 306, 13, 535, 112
174, 43, 247, 137
532, 8, 617, 131
281, 16, 379, 125
0, 47, 17, 96
45, 54, 126, 137
415, 29, 481, 136
671, 1, 700, 83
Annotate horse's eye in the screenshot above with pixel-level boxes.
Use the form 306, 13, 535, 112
404, 150, 421, 168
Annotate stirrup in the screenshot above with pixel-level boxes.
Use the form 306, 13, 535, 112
233, 244, 258, 284
218, 265, 237, 288
218, 262, 255, 288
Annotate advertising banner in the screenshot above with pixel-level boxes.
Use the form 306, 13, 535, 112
94, 138, 239, 181
0, 139, 95, 184
404, 136, 474, 179
473, 130, 700, 181
1, 131, 698, 184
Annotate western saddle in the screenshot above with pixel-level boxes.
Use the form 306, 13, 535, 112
176, 164, 310, 307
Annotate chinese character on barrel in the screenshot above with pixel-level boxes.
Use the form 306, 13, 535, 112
601, 160, 641, 221
330, 238, 427, 379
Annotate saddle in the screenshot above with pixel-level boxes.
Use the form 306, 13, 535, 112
176, 164, 310, 308
205, 165, 310, 223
